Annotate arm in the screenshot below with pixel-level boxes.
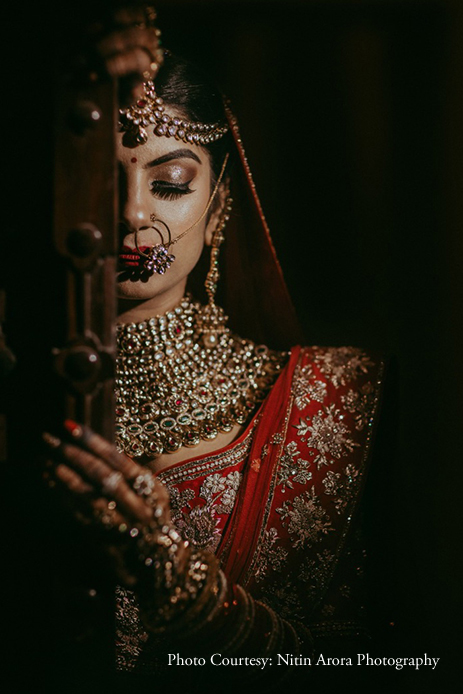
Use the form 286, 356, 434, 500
44, 422, 313, 686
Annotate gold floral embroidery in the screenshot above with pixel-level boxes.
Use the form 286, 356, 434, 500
166, 470, 242, 553
295, 404, 359, 469
314, 347, 374, 387
292, 362, 327, 411
173, 504, 222, 552
277, 440, 312, 492
276, 487, 334, 549
115, 585, 148, 671
168, 486, 195, 514
341, 382, 377, 430
298, 548, 336, 602
321, 603, 336, 617
259, 578, 305, 621
270, 432, 284, 445
254, 527, 289, 583
339, 584, 352, 598
322, 465, 359, 515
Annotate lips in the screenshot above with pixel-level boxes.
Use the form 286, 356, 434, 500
118, 245, 152, 267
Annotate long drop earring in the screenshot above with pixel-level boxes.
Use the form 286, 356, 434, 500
197, 195, 233, 348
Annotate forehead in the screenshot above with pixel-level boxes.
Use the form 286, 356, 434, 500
117, 127, 211, 168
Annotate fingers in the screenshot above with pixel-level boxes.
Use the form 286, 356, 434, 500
44, 427, 153, 525
64, 420, 141, 479
97, 25, 162, 81
92, 496, 127, 531
97, 25, 158, 58
113, 5, 156, 29
51, 460, 134, 530
43, 423, 170, 528
54, 463, 94, 495
61, 442, 113, 484
59, 442, 153, 525
105, 48, 159, 81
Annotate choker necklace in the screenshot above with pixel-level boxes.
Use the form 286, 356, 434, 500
115, 295, 288, 458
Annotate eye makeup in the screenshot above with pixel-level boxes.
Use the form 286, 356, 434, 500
150, 179, 194, 200
149, 162, 197, 200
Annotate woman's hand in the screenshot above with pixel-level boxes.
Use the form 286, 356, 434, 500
43, 420, 182, 588
96, 6, 163, 81
88, 4, 164, 103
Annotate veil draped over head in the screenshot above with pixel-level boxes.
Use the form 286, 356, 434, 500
189, 105, 304, 352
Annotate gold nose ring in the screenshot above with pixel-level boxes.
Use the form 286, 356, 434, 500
134, 219, 176, 275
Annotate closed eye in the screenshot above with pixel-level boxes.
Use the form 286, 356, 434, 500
150, 180, 195, 200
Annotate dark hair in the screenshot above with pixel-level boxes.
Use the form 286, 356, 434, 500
154, 52, 233, 186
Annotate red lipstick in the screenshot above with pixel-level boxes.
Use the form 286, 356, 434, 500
118, 245, 151, 267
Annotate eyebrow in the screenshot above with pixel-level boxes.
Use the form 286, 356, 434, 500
144, 149, 202, 168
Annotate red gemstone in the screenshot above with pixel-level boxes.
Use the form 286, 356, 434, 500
137, 99, 147, 107
175, 399, 183, 406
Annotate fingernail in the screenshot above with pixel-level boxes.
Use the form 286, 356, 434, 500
43, 432, 62, 448
64, 419, 83, 438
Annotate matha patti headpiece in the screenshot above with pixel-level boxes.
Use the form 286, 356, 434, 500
118, 80, 229, 146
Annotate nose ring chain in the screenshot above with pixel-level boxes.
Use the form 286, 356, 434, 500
133, 153, 229, 276
134, 219, 176, 275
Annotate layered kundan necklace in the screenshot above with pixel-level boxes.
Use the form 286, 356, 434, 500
115, 295, 288, 458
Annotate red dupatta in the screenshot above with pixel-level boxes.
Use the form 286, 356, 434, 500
220, 107, 304, 351
187, 103, 304, 352
217, 346, 302, 582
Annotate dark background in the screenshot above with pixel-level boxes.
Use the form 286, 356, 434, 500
2, 0, 461, 692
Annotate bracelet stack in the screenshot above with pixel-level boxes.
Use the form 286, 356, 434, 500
121, 469, 312, 681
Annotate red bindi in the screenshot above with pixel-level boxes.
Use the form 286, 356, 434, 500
131, 157, 137, 163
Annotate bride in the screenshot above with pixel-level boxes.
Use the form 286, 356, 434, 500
44, 5, 386, 686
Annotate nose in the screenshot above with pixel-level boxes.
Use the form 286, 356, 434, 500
119, 169, 152, 234
120, 195, 151, 234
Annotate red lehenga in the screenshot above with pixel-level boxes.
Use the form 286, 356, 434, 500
116, 344, 384, 669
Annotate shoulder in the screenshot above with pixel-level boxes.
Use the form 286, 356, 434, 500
295, 345, 384, 386
246, 347, 388, 604
287, 344, 385, 413
280, 345, 386, 473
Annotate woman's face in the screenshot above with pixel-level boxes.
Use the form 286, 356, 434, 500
116, 122, 216, 303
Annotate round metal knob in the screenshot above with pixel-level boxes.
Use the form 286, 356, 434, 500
66, 224, 103, 259
63, 346, 101, 382
67, 100, 103, 135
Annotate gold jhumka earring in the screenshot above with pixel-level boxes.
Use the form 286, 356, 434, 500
196, 194, 233, 348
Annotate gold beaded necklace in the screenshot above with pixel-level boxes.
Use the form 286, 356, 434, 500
115, 295, 288, 458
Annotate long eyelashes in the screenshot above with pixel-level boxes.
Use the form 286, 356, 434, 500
150, 179, 195, 201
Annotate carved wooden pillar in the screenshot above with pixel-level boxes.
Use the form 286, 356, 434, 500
54, 79, 117, 437
51, 66, 119, 680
